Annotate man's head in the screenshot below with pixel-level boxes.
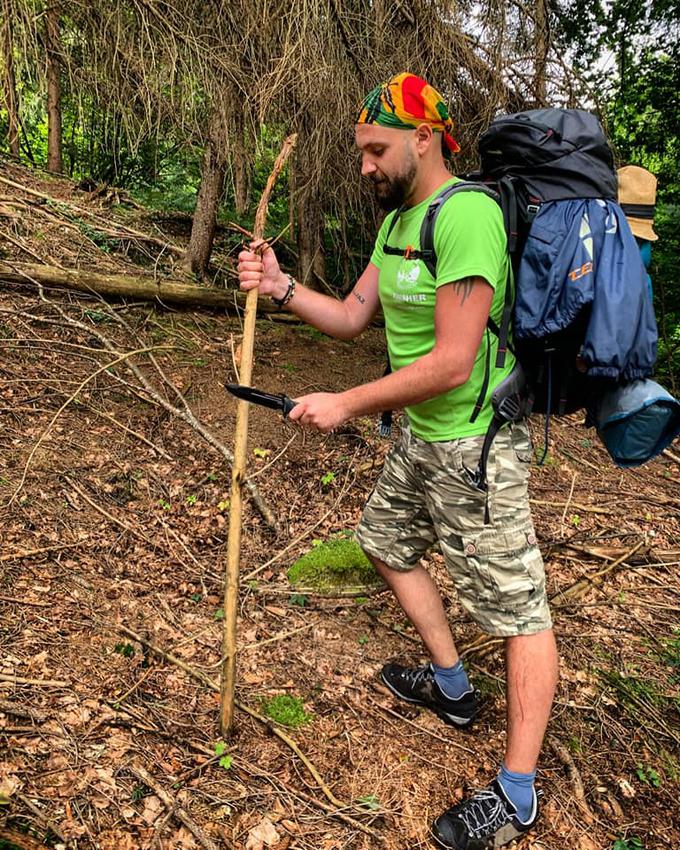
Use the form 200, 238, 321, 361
355, 72, 459, 210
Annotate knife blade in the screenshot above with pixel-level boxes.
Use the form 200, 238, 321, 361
225, 383, 297, 417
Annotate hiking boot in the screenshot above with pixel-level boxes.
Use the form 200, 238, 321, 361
432, 779, 540, 849
380, 662, 480, 728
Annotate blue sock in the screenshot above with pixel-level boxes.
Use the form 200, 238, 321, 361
432, 659, 471, 700
497, 763, 536, 824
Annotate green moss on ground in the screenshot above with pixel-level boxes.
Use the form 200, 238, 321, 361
287, 537, 380, 592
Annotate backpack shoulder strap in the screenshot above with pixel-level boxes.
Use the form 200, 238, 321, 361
419, 181, 513, 369
381, 206, 406, 257
418, 180, 501, 279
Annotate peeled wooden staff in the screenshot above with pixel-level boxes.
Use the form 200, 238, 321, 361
220, 134, 298, 733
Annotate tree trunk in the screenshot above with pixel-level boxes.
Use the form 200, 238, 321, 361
534, 0, 549, 105
182, 116, 227, 277
1, 2, 19, 158
232, 107, 251, 216
45, 3, 62, 172
296, 186, 325, 290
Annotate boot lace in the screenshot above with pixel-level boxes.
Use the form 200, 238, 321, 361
400, 664, 433, 689
455, 788, 510, 838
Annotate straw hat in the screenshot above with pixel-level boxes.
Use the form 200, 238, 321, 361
617, 165, 658, 242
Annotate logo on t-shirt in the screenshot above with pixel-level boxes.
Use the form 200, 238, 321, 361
394, 259, 427, 303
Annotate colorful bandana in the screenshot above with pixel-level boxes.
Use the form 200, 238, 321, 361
357, 72, 460, 154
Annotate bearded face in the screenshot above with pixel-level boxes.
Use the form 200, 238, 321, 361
369, 150, 418, 211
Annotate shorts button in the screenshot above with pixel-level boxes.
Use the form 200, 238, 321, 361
527, 533, 537, 545
464, 543, 477, 555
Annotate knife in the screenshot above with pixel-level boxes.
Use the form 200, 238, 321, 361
225, 383, 298, 417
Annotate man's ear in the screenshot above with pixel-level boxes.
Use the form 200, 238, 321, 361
414, 123, 434, 154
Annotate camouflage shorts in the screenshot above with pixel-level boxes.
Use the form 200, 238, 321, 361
356, 421, 552, 637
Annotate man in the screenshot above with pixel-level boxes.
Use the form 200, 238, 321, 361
238, 72, 558, 850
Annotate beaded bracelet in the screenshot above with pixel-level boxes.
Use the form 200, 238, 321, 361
271, 274, 296, 308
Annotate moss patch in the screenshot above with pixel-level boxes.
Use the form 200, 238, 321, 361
287, 537, 380, 592
261, 694, 312, 727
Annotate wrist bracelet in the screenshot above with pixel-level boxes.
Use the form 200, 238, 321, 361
271, 274, 296, 308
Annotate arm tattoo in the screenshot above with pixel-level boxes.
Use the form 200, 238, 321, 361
353, 290, 366, 304
453, 277, 476, 305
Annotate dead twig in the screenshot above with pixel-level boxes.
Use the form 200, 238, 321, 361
128, 764, 221, 850
0, 673, 70, 687
547, 736, 599, 825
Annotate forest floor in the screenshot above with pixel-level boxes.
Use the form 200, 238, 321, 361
0, 163, 679, 850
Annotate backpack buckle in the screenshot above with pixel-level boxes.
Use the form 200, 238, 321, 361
526, 203, 540, 217
404, 245, 413, 259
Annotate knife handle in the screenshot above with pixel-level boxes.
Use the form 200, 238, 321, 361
282, 396, 297, 417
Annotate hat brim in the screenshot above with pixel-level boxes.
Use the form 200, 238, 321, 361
627, 217, 658, 242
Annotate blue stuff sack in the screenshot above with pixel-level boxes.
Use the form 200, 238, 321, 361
593, 379, 680, 467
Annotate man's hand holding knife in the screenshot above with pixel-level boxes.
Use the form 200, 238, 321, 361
236, 239, 353, 433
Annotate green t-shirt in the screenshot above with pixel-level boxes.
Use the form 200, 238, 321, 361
370, 177, 514, 441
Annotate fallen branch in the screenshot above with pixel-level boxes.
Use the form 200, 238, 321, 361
0, 261, 291, 312
0, 673, 70, 687
128, 764, 220, 850
0, 539, 91, 562
547, 736, 599, 825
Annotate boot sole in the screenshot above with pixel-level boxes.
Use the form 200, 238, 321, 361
380, 671, 476, 728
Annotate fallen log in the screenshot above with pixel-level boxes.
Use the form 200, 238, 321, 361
0, 261, 283, 312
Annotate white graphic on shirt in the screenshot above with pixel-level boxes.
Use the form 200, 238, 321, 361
396, 259, 421, 291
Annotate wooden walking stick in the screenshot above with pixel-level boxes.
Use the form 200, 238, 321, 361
220, 134, 298, 734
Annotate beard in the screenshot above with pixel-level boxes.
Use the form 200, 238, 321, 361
370, 156, 417, 211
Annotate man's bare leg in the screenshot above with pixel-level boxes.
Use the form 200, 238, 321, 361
504, 629, 558, 773
369, 555, 458, 667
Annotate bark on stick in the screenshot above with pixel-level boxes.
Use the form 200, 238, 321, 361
220, 133, 297, 734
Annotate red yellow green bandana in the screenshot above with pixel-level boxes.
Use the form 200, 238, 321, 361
357, 72, 460, 154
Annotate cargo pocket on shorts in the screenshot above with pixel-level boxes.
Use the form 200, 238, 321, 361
461, 524, 543, 614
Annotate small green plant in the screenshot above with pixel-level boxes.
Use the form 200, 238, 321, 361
214, 741, 233, 770
114, 642, 135, 658
261, 694, 312, 727
214, 608, 225, 620
253, 447, 271, 459
358, 635, 369, 646
190, 592, 202, 602
84, 308, 113, 324
186, 494, 197, 506
613, 838, 645, 850
289, 593, 308, 607
157, 498, 172, 511
320, 471, 336, 487
217, 498, 230, 512
130, 783, 150, 801
357, 794, 381, 810
635, 763, 661, 787
569, 513, 581, 527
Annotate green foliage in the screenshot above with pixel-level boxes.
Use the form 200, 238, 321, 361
114, 642, 135, 658
287, 537, 380, 592
289, 593, 308, 607
320, 471, 336, 487
214, 741, 233, 770
261, 694, 312, 728
635, 763, 661, 787
613, 838, 645, 850
357, 794, 381, 810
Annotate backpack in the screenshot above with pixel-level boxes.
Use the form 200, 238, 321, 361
379, 108, 663, 488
